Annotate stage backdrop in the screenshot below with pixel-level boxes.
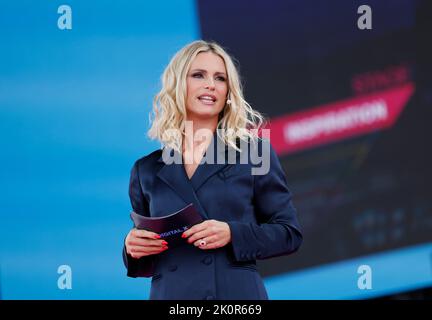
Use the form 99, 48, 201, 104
1, 0, 431, 299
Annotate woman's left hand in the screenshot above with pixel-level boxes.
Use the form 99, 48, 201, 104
182, 219, 231, 250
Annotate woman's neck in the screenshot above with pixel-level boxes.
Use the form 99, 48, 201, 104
183, 117, 218, 152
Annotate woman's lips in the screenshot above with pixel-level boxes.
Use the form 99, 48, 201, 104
198, 96, 216, 105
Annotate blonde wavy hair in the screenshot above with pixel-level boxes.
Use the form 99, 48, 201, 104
148, 40, 266, 152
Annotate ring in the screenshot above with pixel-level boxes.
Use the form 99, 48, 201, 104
199, 239, 206, 246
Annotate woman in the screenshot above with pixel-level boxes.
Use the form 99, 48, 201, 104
122, 40, 302, 300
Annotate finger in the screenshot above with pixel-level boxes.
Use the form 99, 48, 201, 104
187, 229, 211, 244
133, 228, 161, 239
182, 221, 208, 239
129, 239, 168, 247
194, 234, 218, 247
130, 246, 168, 258
200, 240, 224, 250
128, 246, 153, 254
129, 245, 168, 254
129, 238, 168, 247
194, 239, 206, 247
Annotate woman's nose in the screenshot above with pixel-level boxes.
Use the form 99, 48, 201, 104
205, 78, 215, 90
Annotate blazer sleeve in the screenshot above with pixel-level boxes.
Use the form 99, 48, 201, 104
122, 160, 155, 277
227, 140, 303, 262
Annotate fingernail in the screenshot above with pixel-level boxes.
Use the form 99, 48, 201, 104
162, 246, 168, 250
162, 241, 168, 245
155, 235, 161, 239
181, 233, 187, 238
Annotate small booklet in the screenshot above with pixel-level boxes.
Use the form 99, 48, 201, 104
130, 203, 204, 247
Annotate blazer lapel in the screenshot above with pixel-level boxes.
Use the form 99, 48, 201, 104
156, 152, 199, 213
155, 132, 236, 219
189, 132, 232, 191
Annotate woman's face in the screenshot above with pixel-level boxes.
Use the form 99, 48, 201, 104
185, 51, 228, 123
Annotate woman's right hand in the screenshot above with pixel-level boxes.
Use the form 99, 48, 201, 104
125, 228, 169, 259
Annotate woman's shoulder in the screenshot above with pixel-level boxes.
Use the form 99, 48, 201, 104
133, 148, 163, 169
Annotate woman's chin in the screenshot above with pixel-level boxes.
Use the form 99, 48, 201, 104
187, 110, 221, 121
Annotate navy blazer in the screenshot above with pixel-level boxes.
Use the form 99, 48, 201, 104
122, 135, 302, 300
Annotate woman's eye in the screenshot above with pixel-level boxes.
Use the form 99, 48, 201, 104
192, 73, 203, 78
216, 76, 226, 81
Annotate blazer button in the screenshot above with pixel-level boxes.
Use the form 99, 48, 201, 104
201, 256, 213, 265
205, 295, 215, 300
168, 265, 178, 272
